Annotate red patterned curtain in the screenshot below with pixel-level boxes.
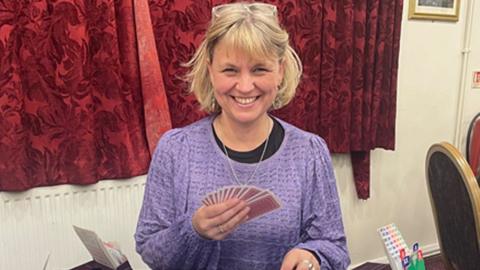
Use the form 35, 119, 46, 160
0, 0, 171, 191
149, 0, 402, 199
0, 0, 401, 197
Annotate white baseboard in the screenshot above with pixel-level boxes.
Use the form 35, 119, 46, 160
348, 243, 440, 269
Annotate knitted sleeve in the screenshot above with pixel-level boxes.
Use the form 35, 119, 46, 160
295, 136, 351, 270
134, 129, 220, 270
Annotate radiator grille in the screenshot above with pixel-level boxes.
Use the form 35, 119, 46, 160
0, 177, 147, 270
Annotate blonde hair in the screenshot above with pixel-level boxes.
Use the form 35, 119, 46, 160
184, 2, 303, 113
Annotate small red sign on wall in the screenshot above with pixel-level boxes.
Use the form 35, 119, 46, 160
474, 71, 480, 88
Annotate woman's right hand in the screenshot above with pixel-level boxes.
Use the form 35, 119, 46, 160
192, 198, 250, 240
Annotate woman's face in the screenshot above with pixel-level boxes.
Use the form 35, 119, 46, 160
208, 38, 284, 126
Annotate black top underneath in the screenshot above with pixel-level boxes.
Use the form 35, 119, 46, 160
212, 117, 284, 164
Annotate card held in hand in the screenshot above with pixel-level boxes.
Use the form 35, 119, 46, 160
201, 185, 282, 222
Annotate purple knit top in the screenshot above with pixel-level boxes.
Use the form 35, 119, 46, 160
135, 115, 350, 270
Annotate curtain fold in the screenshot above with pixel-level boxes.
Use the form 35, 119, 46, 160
148, 0, 403, 199
0, 0, 170, 191
266, 0, 402, 199
133, 0, 172, 154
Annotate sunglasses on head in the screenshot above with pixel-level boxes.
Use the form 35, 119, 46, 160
211, 2, 277, 19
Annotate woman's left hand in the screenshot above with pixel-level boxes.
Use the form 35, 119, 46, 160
280, 248, 320, 270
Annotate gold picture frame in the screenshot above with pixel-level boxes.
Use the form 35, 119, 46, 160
409, 0, 460, 21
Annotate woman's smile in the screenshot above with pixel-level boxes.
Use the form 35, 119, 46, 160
232, 96, 258, 105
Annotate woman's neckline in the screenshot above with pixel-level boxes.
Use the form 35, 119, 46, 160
207, 114, 288, 168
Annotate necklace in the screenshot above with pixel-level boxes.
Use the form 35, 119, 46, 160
221, 119, 272, 186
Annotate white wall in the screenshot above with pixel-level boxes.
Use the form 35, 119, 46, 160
459, 1, 480, 151
1, 1, 479, 269
341, 0, 480, 267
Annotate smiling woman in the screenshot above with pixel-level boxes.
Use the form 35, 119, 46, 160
186, 2, 301, 114
207, 38, 283, 132
134, 2, 350, 270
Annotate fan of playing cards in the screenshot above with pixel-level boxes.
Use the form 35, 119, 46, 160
202, 185, 282, 222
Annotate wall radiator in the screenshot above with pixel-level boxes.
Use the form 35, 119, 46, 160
0, 176, 148, 270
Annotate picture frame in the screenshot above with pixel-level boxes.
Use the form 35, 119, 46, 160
408, 0, 460, 21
